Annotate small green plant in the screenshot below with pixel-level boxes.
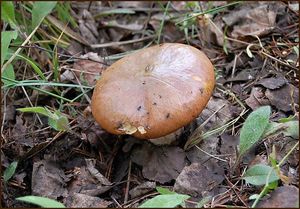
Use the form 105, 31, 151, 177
3, 161, 18, 183
236, 106, 299, 207
16, 196, 65, 208
139, 187, 190, 208
17, 107, 69, 131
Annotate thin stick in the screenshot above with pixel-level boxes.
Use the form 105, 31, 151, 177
1, 19, 42, 73
91, 35, 156, 48
195, 145, 227, 162
124, 160, 132, 204
21, 86, 43, 125
261, 51, 298, 70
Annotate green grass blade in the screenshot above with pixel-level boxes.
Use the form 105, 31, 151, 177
16, 196, 65, 208
1, 1, 17, 28
3, 161, 18, 183
32, 1, 57, 28
15, 54, 46, 80
1, 30, 18, 66
17, 107, 54, 118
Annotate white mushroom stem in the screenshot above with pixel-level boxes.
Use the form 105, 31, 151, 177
149, 128, 183, 145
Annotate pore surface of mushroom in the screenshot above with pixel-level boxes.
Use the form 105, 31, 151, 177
91, 43, 215, 139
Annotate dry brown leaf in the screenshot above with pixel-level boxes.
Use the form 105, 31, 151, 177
257, 76, 287, 90
222, 3, 279, 38
72, 52, 106, 86
174, 161, 224, 197
46, 15, 89, 46
265, 84, 299, 112
256, 186, 299, 208
131, 143, 186, 183
64, 193, 112, 208
245, 87, 270, 110
32, 160, 68, 199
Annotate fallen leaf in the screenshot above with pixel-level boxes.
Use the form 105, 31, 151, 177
186, 135, 219, 164
149, 20, 184, 42
3, 105, 15, 122
257, 76, 287, 89
64, 193, 112, 208
46, 15, 89, 46
67, 159, 113, 196
78, 9, 99, 44
196, 97, 239, 130
32, 160, 68, 199
225, 68, 257, 83
245, 87, 270, 110
129, 181, 156, 199
12, 115, 33, 147
72, 52, 106, 86
222, 2, 278, 38
174, 162, 224, 197
131, 143, 186, 183
256, 185, 299, 208
265, 84, 299, 112
219, 133, 239, 160
102, 19, 144, 31
111, 1, 152, 8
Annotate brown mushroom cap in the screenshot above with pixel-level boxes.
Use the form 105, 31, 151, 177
91, 43, 215, 139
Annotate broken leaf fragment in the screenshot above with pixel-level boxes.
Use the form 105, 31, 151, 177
137, 126, 147, 134
118, 122, 137, 135
118, 122, 147, 135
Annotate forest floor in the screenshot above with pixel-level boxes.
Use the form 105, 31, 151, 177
1, 1, 299, 208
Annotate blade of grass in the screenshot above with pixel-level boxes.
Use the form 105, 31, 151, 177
14, 54, 46, 80
176, 1, 242, 25
1, 76, 93, 89
157, 1, 171, 44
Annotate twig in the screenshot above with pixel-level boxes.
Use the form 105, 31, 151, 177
91, 35, 156, 48
261, 51, 298, 70
123, 192, 159, 208
124, 160, 132, 204
1, 19, 42, 73
195, 145, 227, 162
10, 44, 110, 66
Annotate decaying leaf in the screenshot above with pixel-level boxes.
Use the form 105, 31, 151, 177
78, 9, 99, 44
68, 159, 113, 196
46, 15, 89, 46
245, 87, 270, 110
256, 186, 299, 208
71, 52, 106, 86
32, 160, 68, 199
129, 181, 156, 199
257, 76, 287, 90
222, 2, 279, 38
196, 97, 239, 130
174, 161, 224, 197
64, 193, 112, 208
118, 122, 138, 135
265, 84, 299, 112
131, 143, 186, 183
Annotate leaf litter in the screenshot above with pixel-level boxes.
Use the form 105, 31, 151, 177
2, 1, 299, 208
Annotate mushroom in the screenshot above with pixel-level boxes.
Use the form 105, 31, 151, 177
91, 43, 215, 140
